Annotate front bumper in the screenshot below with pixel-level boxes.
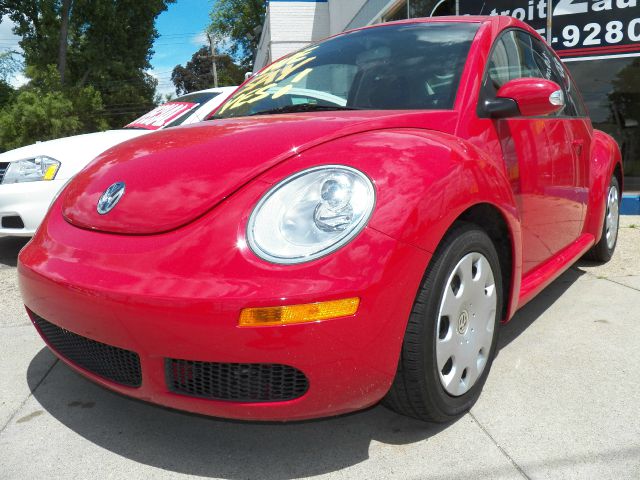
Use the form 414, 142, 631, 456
19, 189, 431, 421
0, 180, 65, 237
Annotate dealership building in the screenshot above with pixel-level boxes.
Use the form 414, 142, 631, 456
255, 0, 640, 207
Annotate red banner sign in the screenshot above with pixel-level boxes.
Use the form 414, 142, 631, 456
125, 102, 198, 130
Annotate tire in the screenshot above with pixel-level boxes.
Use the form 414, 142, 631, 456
585, 176, 620, 263
383, 222, 503, 422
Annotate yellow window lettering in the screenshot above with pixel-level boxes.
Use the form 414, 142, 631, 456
217, 91, 253, 114
272, 84, 293, 100
251, 68, 280, 89
246, 83, 278, 104
276, 56, 316, 82
292, 68, 313, 84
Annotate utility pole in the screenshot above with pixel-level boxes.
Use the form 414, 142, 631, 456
207, 32, 219, 88
546, 0, 553, 45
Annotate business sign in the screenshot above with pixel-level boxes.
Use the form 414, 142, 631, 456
459, 0, 640, 59
125, 102, 199, 130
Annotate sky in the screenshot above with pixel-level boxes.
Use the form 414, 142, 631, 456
150, 0, 215, 98
0, 0, 215, 98
0, 16, 25, 87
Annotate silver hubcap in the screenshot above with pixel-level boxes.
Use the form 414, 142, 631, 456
436, 252, 497, 397
605, 185, 619, 250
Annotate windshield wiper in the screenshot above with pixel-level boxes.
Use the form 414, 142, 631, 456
248, 104, 361, 116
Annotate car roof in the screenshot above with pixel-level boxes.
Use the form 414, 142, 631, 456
343, 15, 538, 40
332, 15, 544, 50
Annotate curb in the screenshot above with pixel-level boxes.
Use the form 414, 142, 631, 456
621, 194, 640, 215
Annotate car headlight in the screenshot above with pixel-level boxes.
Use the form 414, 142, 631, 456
247, 165, 376, 264
2, 156, 61, 184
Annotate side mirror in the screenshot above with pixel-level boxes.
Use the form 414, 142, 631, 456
486, 78, 564, 118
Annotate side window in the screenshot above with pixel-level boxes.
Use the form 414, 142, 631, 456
485, 30, 570, 117
488, 31, 551, 89
487, 31, 521, 90
535, 39, 588, 117
563, 68, 588, 117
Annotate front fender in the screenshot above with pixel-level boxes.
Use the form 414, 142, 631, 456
584, 130, 623, 241
259, 128, 522, 316
262, 128, 520, 251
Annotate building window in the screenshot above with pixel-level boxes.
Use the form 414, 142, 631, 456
383, 1, 408, 22
568, 58, 640, 189
382, 0, 455, 22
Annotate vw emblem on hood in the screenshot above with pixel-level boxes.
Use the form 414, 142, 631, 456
97, 182, 126, 215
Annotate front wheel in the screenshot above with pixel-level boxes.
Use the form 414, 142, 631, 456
384, 223, 502, 422
585, 176, 620, 263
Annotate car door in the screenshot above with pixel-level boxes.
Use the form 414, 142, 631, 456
530, 35, 591, 242
547, 40, 592, 230
479, 29, 583, 275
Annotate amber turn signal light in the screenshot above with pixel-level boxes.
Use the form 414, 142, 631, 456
239, 297, 360, 327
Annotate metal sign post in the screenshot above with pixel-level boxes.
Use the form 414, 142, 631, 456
546, 0, 553, 45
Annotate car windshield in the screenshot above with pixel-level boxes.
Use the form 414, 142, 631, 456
124, 91, 221, 130
214, 22, 479, 119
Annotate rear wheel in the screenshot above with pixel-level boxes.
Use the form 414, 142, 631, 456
384, 223, 502, 422
585, 176, 620, 263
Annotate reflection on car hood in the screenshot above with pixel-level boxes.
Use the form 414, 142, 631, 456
61, 111, 457, 235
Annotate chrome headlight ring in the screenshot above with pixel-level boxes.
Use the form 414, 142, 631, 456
247, 165, 376, 264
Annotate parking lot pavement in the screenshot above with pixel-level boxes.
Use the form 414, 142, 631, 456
1, 219, 639, 480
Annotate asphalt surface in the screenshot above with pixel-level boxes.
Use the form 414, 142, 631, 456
1, 218, 639, 480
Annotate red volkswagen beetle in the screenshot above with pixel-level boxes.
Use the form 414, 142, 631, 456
19, 16, 622, 422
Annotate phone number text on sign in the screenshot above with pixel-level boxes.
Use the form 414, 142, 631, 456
554, 14, 640, 57
458, 0, 640, 59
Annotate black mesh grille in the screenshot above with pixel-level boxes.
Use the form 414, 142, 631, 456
32, 312, 142, 388
166, 359, 308, 402
0, 162, 8, 183
1, 216, 24, 229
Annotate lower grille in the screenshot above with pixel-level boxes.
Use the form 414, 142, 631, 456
0, 162, 8, 183
31, 312, 142, 388
1, 216, 24, 229
166, 359, 308, 402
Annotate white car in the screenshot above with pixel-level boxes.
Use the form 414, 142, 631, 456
0, 86, 236, 237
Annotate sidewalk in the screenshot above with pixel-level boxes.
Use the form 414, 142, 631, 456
1, 218, 639, 479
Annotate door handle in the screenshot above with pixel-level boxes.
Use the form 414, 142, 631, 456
572, 140, 584, 157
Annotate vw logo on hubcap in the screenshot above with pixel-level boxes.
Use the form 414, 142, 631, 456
97, 182, 126, 215
457, 310, 469, 334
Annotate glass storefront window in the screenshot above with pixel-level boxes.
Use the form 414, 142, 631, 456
383, 1, 408, 22
568, 58, 640, 190
382, 0, 454, 22
410, 0, 454, 17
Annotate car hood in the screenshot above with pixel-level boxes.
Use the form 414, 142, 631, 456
0, 129, 150, 176
61, 111, 457, 235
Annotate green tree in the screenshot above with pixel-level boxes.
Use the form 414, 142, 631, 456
0, 50, 21, 83
0, 0, 174, 128
0, 51, 18, 108
0, 66, 107, 150
171, 46, 245, 95
209, 0, 266, 70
